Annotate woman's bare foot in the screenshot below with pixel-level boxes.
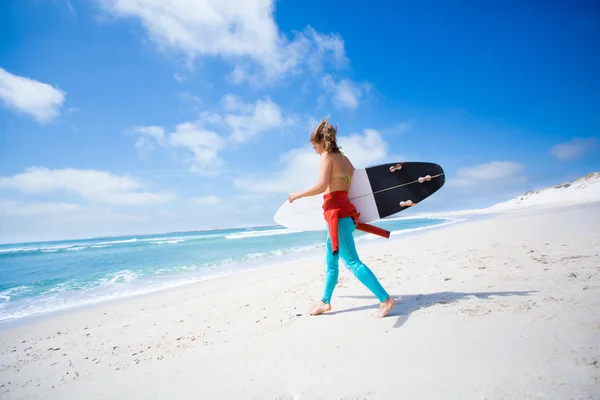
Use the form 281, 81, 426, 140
310, 301, 332, 316
378, 296, 396, 318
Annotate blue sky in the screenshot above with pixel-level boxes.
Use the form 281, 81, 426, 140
0, 0, 599, 243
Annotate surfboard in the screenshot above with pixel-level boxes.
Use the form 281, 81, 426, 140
273, 161, 445, 231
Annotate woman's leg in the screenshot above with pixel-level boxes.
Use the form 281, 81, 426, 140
337, 217, 389, 301
321, 234, 339, 304
338, 217, 396, 317
310, 232, 338, 315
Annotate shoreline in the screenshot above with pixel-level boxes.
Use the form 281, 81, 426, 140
1, 203, 598, 399
0, 215, 462, 326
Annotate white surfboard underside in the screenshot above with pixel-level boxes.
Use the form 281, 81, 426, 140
273, 169, 379, 231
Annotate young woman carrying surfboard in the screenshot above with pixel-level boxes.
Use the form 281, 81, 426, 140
288, 117, 397, 318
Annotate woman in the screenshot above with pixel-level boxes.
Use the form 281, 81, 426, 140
288, 117, 396, 318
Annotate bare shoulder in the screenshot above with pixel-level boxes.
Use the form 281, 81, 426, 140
320, 152, 333, 162
344, 154, 356, 171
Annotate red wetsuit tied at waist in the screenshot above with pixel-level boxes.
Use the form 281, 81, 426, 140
322, 191, 390, 255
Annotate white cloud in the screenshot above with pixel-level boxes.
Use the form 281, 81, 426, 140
0, 67, 66, 123
306, 28, 347, 71
169, 122, 224, 165
134, 125, 166, 156
0, 200, 84, 217
0, 200, 152, 243
451, 161, 526, 187
134, 122, 224, 167
549, 137, 598, 161
0, 196, 271, 244
198, 111, 223, 125
188, 165, 220, 177
0, 167, 173, 205
135, 95, 294, 164
321, 74, 370, 109
96, 0, 347, 83
219, 95, 295, 142
221, 94, 248, 113
193, 195, 221, 205
135, 125, 165, 141
234, 128, 390, 194
340, 129, 389, 167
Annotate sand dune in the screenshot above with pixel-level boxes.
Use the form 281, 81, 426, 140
489, 172, 600, 211
402, 171, 600, 219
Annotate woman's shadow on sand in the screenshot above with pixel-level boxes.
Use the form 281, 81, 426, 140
330, 290, 536, 328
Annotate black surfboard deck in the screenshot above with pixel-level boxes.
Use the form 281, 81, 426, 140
365, 161, 445, 219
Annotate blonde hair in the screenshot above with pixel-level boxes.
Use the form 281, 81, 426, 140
309, 116, 340, 153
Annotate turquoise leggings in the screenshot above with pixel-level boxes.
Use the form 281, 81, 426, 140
322, 217, 390, 304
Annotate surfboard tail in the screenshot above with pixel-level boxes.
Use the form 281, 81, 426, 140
365, 162, 445, 220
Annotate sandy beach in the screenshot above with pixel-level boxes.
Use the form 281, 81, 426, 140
2, 1, 598, 398
1, 202, 599, 399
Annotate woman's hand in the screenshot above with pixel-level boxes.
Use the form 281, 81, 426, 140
288, 192, 301, 203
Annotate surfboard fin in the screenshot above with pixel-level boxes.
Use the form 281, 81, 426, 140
418, 175, 432, 183
389, 163, 405, 172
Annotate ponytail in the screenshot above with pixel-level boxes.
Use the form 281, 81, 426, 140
309, 116, 340, 153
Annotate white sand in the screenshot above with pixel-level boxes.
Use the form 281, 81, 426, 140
1, 202, 599, 399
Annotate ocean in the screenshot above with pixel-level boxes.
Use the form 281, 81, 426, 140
0, 217, 456, 322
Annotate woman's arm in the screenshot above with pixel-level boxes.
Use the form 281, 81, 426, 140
288, 153, 332, 203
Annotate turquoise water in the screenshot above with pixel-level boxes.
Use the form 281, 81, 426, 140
0, 217, 453, 322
